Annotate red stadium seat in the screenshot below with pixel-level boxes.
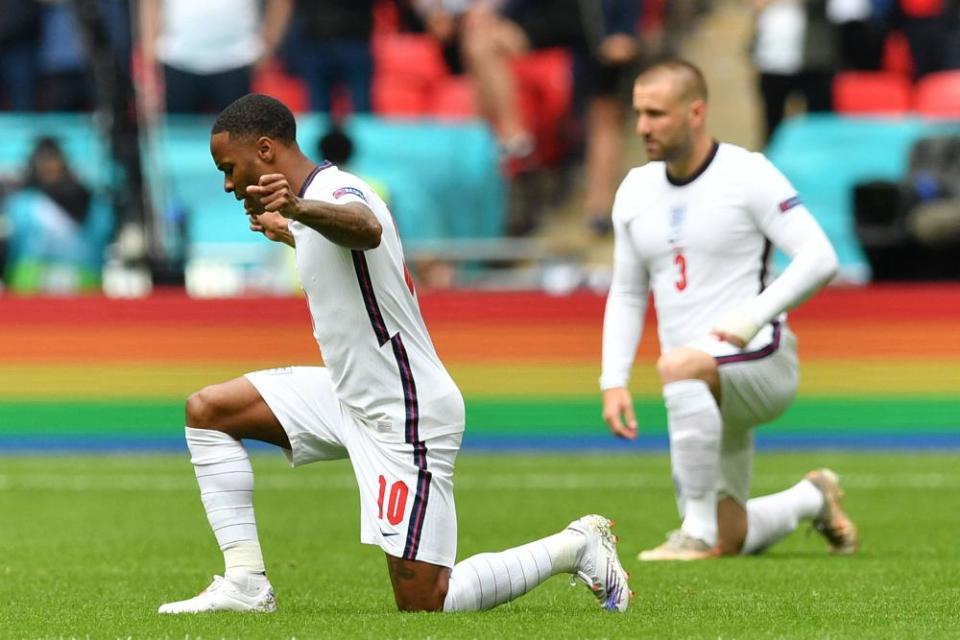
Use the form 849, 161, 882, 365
431, 77, 477, 119
833, 72, 912, 115
251, 60, 309, 113
899, 0, 944, 17
882, 31, 914, 79
373, 34, 448, 83
372, 75, 433, 116
372, 34, 449, 117
511, 49, 572, 120
372, 0, 400, 37
511, 49, 573, 166
913, 70, 960, 117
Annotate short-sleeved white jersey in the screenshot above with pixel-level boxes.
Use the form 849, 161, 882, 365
290, 164, 465, 442
600, 142, 837, 389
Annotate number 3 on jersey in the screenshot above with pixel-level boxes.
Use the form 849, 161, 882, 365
674, 252, 688, 291
377, 475, 409, 526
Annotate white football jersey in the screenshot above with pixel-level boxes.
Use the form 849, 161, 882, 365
600, 142, 837, 389
290, 164, 465, 442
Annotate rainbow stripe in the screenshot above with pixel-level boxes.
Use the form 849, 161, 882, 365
1, 286, 957, 450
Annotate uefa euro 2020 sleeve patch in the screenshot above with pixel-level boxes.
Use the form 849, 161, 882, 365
778, 195, 801, 213
333, 186, 368, 202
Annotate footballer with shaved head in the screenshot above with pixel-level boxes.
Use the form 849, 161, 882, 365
600, 60, 859, 561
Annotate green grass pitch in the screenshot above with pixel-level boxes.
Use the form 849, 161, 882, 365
1, 451, 958, 639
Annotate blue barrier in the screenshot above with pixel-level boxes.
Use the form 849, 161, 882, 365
157, 114, 507, 259
0, 113, 111, 189
8, 112, 959, 284
0, 113, 505, 276
766, 114, 960, 281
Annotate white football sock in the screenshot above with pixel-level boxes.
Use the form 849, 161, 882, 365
224, 542, 267, 582
443, 530, 584, 612
664, 380, 722, 545
742, 479, 824, 555
185, 427, 265, 576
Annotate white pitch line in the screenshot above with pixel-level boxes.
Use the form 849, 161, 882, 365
0, 472, 959, 492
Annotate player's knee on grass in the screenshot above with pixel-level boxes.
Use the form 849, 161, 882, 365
386, 556, 449, 612
716, 496, 748, 555
394, 589, 445, 613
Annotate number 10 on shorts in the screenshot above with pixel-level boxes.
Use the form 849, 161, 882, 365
377, 475, 409, 526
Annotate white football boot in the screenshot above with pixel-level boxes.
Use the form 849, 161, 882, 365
567, 514, 633, 613
806, 468, 860, 554
638, 529, 715, 561
158, 574, 276, 614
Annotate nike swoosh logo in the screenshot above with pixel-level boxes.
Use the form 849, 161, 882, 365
380, 531, 399, 537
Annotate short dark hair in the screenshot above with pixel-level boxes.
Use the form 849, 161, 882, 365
211, 94, 297, 144
637, 59, 709, 103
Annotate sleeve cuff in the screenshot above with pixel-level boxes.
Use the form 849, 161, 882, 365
599, 374, 628, 391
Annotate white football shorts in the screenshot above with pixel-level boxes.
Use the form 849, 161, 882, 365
245, 366, 460, 568
687, 322, 799, 504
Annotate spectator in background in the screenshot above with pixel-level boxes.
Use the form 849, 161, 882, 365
36, 0, 94, 111
459, 0, 642, 235
4, 137, 112, 292
648, 0, 713, 58
460, 0, 592, 162
0, 0, 41, 111
750, 0, 838, 144
893, 0, 960, 79
582, 0, 642, 235
35, 0, 132, 112
21, 137, 91, 227
408, 0, 475, 75
139, 0, 293, 114
829, 0, 883, 70
284, 0, 376, 114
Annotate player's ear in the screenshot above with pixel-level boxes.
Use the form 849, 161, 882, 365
256, 136, 275, 162
689, 99, 706, 126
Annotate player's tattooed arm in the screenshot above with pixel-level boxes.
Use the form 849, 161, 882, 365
247, 174, 382, 249
293, 199, 382, 250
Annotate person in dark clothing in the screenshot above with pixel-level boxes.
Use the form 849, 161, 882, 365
751, 0, 839, 143
285, 0, 377, 113
581, 0, 642, 234
0, 0, 41, 111
4, 136, 111, 292
23, 136, 92, 225
139, 0, 293, 114
461, 0, 593, 159
893, 0, 960, 79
